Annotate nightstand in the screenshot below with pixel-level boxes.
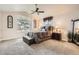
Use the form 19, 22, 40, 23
51, 32, 62, 40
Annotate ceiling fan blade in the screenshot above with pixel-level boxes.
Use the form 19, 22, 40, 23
31, 10, 34, 12
30, 4, 45, 15
36, 8, 39, 12
31, 11, 36, 14
38, 11, 44, 13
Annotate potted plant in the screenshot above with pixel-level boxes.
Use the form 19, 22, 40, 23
67, 32, 73, 42
74, 33, 79, 46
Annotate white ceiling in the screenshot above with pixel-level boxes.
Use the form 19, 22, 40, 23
0, 4, 34, 12
39, 4, 79, 14
0, 4, 79, 16
0, 4, 78, 11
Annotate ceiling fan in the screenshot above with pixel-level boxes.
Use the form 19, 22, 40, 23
31, 4, 44, 15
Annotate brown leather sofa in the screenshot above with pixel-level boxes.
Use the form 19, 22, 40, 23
23, 26, 54, 45
34, 32, 51, 43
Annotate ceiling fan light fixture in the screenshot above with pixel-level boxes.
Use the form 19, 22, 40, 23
31, 4, 45, 15
38, 11, 44, 13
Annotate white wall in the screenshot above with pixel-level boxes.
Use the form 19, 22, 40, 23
0, 13, 2, 39
0, 5, 79, 41
0, 11, 32, 41
38, 4, 79, 41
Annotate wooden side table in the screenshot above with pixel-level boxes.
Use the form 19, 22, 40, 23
51, 32, 62, 40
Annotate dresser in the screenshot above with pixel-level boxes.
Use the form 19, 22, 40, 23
51, 32, 62, 40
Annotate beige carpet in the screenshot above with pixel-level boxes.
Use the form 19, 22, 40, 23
0, 38, 79, 55
31, 39, 79, 55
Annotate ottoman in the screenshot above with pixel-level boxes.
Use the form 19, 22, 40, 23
23, 36, 35, 45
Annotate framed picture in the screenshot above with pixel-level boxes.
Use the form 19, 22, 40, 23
7, 15, 13, 28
